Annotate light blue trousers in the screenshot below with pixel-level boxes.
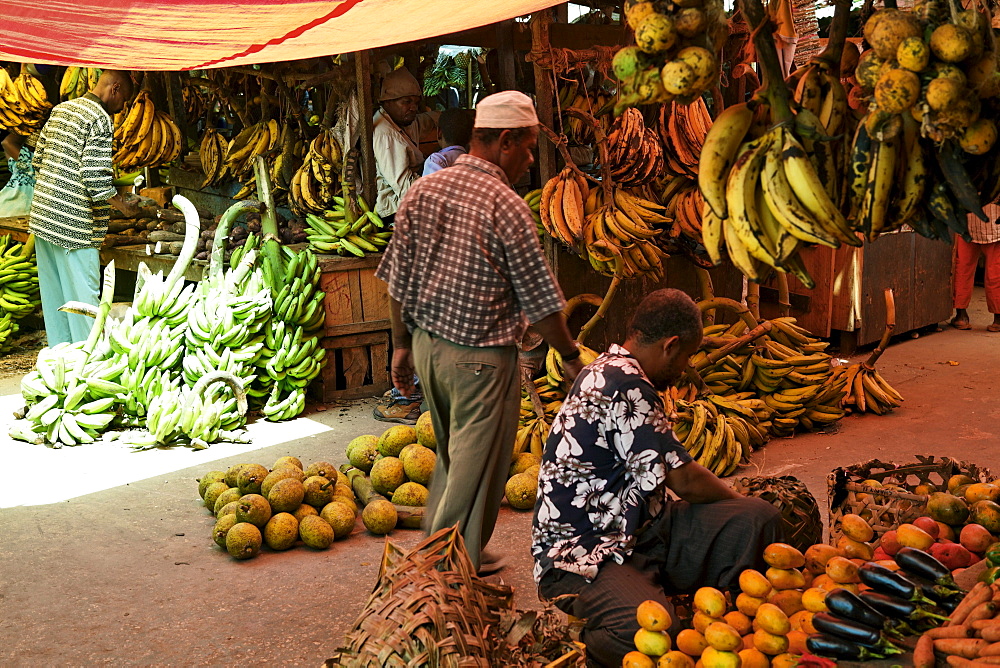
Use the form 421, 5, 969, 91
35, 236, 99, 346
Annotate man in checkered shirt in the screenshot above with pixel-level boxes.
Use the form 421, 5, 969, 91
376, 91, 583, 573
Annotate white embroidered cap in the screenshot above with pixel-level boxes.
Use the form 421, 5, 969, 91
473, 90, 539, 128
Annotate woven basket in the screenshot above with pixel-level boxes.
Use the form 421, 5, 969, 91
827, 455, 994, 547
733, 475, 823, 553
326, 526, 585, 667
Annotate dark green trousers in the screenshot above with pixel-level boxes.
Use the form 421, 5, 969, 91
412, 328, 520, 569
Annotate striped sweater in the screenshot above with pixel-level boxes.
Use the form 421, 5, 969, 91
29, 93, 115, 249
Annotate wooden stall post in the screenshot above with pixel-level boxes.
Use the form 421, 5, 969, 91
355, 50, 377, 208
495, 20, 517, 91
530, 11, 560, 272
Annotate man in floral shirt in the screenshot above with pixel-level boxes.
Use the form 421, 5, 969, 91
532, 289, 784, 667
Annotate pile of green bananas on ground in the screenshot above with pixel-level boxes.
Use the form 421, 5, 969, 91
0, 234, 41, 353
304, 195, 391, 257
146, 371, 248, 449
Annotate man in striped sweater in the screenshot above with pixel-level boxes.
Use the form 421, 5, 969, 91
29, 70, 133, 346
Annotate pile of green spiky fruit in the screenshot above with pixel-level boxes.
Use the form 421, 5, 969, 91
199, 457, 360, 560
611, 0, 727, 112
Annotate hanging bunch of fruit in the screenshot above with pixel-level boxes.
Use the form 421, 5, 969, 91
59, 67, 102, 101
847, 2, 1000, 243
0, 235, 41, 352
696, 0, 861, 289
611, 0, 727, 113
556, 82, 613, 145
0, 68, 52, 135
602, 108, 664, 186
221, 119, 281, 197
289, 128, 343, 214
112, 90, 184, 171
198, 129, 231, 189
659, 97, 711, 180
304, 197, 390, 257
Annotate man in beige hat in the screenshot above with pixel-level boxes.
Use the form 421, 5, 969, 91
372, 67, 438, 225
376, 90, 583, 573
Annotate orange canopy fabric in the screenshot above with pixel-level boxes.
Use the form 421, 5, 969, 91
0, 0, 559, 71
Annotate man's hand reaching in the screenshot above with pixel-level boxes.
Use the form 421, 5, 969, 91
390, 347, 416, 398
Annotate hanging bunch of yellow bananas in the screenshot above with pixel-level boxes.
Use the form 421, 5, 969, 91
112, 90, 184, 171
661, 176, 705, 245
557, 83, 612, 145
0, 69, 51, 135
59, 67, 102, 101
198, 129, 231, 189
697, 104, 861, 288
223, 119, 280, 186
584, 186, 670, 280
268, 125, 306, 199
544, 344, 599, 389
290, 128, 343, 214
604, 108, 663, 187
538, 167, 589, 249
659, 97, 712, 180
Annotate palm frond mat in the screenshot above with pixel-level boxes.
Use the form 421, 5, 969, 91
325, 526, 584, 667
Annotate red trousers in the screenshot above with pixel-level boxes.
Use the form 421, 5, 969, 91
954, 236, 1000, 313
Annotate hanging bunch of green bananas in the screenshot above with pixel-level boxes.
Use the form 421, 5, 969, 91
0, 68, 51, 136
669, 394, 770, 477
250, 247, 327, 421
145, 371, 248, 449
289, 128, 342, 213
304, 195, 390, 257
59, 67, 102, 101
523, 188, 545, 238
0, 234, 42, 353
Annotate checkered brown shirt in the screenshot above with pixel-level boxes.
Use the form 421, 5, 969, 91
969, 203, 1000, 244
376, 154, 565, 347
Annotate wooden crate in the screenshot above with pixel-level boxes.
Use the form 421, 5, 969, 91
311, 253, 392, 401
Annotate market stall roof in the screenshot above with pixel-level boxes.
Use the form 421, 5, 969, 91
0, 0, 563, 71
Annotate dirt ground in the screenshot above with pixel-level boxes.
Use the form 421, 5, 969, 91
0, 288, 998, 666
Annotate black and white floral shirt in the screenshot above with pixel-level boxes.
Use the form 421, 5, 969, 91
532, 344, 692, 584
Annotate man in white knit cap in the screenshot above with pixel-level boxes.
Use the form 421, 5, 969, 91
376, 90, 583, 573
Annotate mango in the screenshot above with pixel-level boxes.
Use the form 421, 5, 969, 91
704, 622, 743, 652
929, 541, 973, 570
880, 529, 901, 555
700, 647, 740, 668
786, 629, 809, 655
840, 513, 875, 542
897, 523, 935, 550
637, 599, 672, 632
937, 521, 957, 541
804, 543, 842, 574
657, 651, 695, 668
771, 653, 803, 668
693, 611, 715, 633
763, 543, 806, 569
738, 648, 770, 668
676, 629, 708, 657
913, 516, 941, 539
838, 535, 875, 561
768, 589, 806, 617
694, 587, 728, 618
766, 567, 806, 590
961, 523, 995, 553
914, 482, 937, 495
753, 628, 790, 656
739, 569, 772, 598
826, 556, 860, 584
736, 593, 766, 617
810, 574, 838, 591
723, 611, 752, 635
635, 628, 672, 656
801, 588, 829, 613
949, 474, 976, 494
875, 559, 901, 571
966, 483, 1000, 504
755, 603, 791, 635
623, 651, 656, 668
790, 609, 817, 634
972, 500, 1000, 533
